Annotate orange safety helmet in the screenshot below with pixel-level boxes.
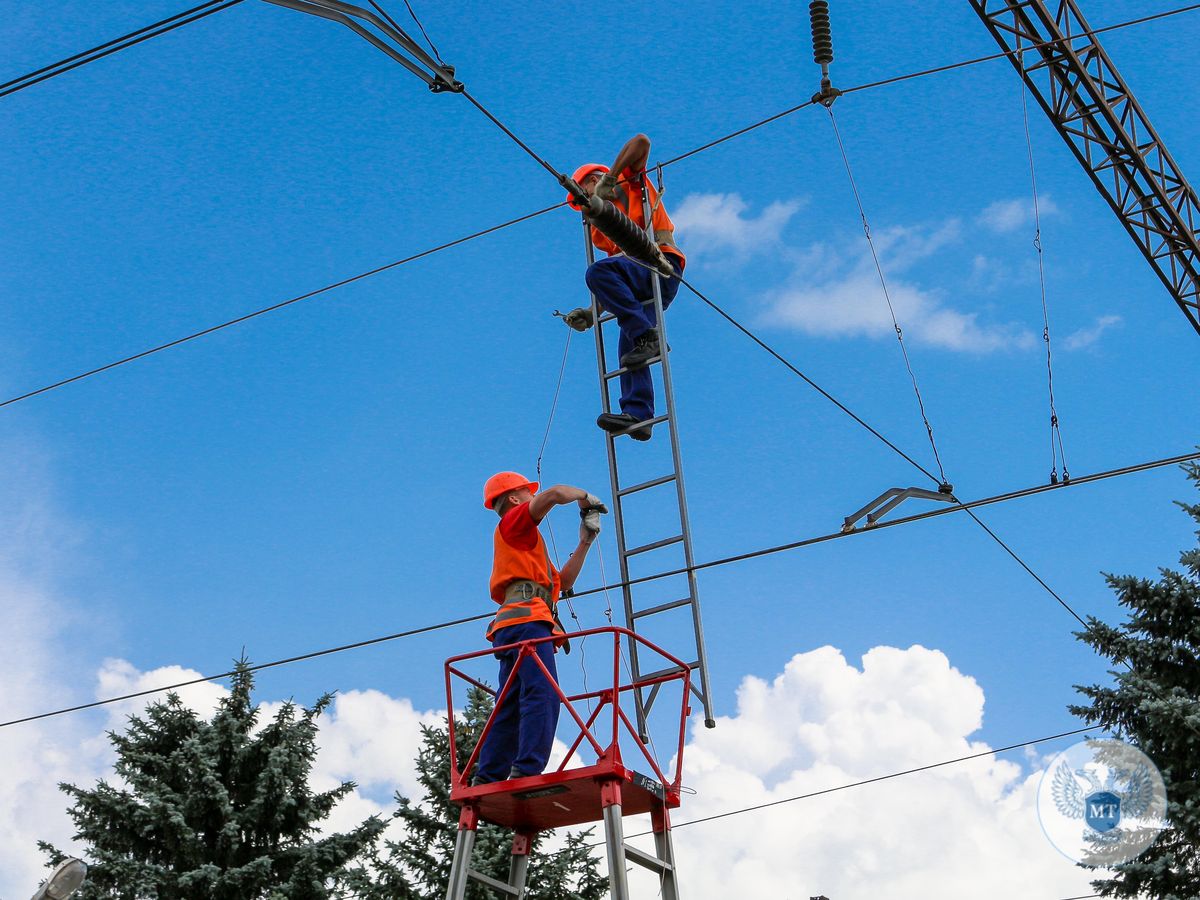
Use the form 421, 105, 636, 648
483, 471, 539, 510
567, 162, 609, 210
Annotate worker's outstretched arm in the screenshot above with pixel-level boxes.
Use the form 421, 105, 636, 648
528, 484, 589, 522
610, 133, 650, 178
558, 528, 594, 592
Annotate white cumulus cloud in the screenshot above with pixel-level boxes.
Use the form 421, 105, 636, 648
763, 223, 1035, 352
1063, 314, 1122, 350
619, 645, 1095, 900
670, 192, 802, 259
979, 196, 1060, 234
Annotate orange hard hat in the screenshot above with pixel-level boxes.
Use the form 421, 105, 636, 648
483, 471, 539, 510
567, 163, 609, 210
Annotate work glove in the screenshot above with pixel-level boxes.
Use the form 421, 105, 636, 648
580, 493, 608, 543
595, 172, 620, 202
562, 307, 594, 332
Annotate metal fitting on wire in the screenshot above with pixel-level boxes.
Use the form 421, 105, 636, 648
809, 1, 841, 107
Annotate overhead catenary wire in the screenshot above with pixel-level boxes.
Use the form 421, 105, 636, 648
675, 274, 939, 484
3, 448, 1194, 731
0, 200, 568, 411
667, 264, 1095, 631
368, 0, 444, 65
5, 4, 1199, 413
556, 723, 1104, 856
0, 0, 245, 100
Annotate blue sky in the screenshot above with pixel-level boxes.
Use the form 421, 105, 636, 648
2, 1, 1199, 895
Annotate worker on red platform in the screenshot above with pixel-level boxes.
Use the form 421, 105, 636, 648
473, 472, 607, 784
568, 133, 686, 442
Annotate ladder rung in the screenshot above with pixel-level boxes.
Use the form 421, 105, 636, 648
467, 869, 521, 896
596, 297, 655, 326
604, 414, 669, 439
637, 660, 699, 682
617, 473, 677, 497
633, 597, 693, 619
623, 843, 674, 875
625, 534, 683, 556
604, 357, 663, 381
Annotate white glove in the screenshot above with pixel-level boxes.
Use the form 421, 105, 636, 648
563, 307, 594, 332
580, 512, 601, 543
583, 493, 608, 514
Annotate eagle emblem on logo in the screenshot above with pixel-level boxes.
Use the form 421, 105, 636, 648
1052, 760, 1156, 839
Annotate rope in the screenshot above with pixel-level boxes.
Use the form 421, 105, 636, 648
827, 107, 949, 487
1017, 38, 1070, 485
535, 329, 572, 483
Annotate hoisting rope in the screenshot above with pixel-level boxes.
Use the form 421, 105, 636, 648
1017, 38, 1070, 486
534, 329, 572, 484
827, 107, 951, 489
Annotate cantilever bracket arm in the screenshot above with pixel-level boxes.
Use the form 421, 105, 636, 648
842, 485, 957, 532
261, 0, 463, 92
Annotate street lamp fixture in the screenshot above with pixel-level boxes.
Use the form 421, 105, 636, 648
31, 858, 87, 900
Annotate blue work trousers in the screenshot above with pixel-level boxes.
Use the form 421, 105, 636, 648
474, 621, 560, 782
584, 255, 683, 421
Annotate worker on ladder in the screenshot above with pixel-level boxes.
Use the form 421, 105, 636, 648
569, 134, 687, 442
473, 472, 607, 784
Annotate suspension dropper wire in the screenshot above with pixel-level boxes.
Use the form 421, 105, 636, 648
826, 107, 949, 487
1016, 38, 1069, 484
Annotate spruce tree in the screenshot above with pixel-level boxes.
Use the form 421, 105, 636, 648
1070, 461, 1200, 899
344, 686, 607, 900
39, 661, 385, 899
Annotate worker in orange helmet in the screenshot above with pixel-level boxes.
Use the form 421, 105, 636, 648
473, 472, 608, 784
567, 134, 686, 442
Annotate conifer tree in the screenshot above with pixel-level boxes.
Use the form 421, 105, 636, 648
344, 686, 607, 900
1070, 461, 1200, 899
39, 661, 384, 899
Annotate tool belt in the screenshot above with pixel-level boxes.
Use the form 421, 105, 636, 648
503, 580, 552, 603
494, 580, 570, 653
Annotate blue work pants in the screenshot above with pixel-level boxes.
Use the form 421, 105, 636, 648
474, 621, 560, 782
584, 255, 683, 421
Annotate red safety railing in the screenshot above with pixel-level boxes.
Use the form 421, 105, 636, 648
445, 626, 691, 802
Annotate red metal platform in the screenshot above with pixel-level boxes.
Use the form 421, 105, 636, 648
445, 626, 690, 832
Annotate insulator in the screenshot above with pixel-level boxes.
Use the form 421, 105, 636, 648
810, 0, 834, 66
584, 195, 671, 275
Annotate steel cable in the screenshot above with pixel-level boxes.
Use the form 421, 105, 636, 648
2, 449, 1193, 730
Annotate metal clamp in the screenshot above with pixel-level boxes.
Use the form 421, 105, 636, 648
842, 484, 957, 532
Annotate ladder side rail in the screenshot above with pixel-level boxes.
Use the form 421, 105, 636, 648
582, 219, 652, 732
638, 182, 717, 728
971, 0, 1200, 332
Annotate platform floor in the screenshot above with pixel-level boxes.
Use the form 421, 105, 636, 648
451, 762, 676, 831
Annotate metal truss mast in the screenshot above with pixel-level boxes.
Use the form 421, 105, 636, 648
971, 0, 1200, 336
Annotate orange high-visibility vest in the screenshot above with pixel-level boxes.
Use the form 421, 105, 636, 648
591, 169, 686, 266
486, 516, 563, 641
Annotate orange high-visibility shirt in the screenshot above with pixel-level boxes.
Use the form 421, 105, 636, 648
486, 502, 563, 641
591, 167, 686, 266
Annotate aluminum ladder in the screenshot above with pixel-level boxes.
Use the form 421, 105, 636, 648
580, 175, 716, 734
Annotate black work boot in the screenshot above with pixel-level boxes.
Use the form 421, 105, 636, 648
596, 412, 653, 441
619, 328, 661, 370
